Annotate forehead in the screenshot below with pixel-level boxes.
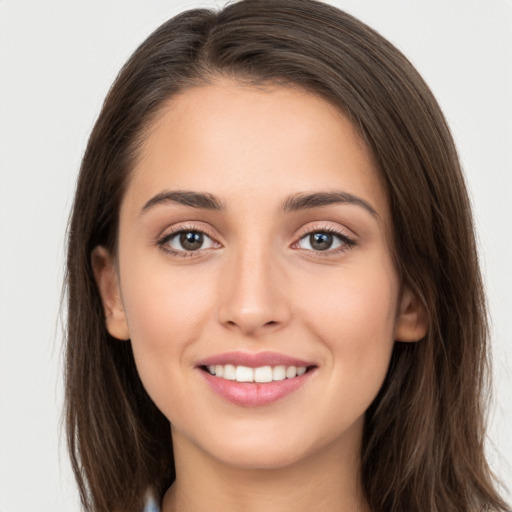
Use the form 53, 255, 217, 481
123, 79, 389, 225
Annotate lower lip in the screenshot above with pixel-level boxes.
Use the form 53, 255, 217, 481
199, 368, 314, 407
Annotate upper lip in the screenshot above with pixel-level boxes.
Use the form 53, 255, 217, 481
196, 351, 315, 368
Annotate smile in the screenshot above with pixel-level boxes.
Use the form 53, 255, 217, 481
196, 352, 317, 407
204, 364, 308, 383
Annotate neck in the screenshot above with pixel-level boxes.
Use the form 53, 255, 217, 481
162, 423, 370, 512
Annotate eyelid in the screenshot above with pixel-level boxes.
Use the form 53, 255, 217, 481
155, 220, 357, 259
291, 222, 357, 253
156, 222, 222, 256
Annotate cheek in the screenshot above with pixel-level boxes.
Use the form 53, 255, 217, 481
119, 260, 215, 410
122, 259, 213, 342
301, 259, 398, 341
297, 262, 398, 405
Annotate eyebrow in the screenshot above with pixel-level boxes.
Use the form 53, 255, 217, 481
279, 191, 378, 217
140, 189, 377, 217
140, 190, 226, 215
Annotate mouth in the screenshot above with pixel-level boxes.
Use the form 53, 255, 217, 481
200, 364, 313, 383
196, 352, 317, 407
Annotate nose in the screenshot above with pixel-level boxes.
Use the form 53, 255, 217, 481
217, 243, 291, 337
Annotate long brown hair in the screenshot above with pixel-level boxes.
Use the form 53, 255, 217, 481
65, 1, 510, 510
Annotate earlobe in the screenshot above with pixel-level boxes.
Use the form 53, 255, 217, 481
91, 246, 130, 341
394, 285, 428, 342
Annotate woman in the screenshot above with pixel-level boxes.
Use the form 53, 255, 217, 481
64, 1, 510, 511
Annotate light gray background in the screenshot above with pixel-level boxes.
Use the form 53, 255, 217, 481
0, 1, 511, 510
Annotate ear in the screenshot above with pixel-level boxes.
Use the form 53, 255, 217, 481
394, 284, 428, 342
91, 246, 130, 341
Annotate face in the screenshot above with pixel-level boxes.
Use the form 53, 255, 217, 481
94, 80, 425, 470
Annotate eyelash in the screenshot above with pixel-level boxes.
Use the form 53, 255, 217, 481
293, 225, 356, 256
157, 223, 218, 258
156, 223, 356, 259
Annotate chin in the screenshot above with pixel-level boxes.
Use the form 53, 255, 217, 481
210, 441, 314, 471
182, 415, 362, 472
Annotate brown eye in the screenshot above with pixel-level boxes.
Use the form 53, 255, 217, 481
164, 230, 216, 253
296, 230, 354, 253
179, 231, 204, 251
309, 232, 333, 251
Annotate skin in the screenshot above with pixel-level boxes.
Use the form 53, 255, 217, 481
93, 79, 427, 512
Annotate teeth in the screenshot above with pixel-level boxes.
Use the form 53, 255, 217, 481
205, 364, 308, 382
223, 364, 236, 380
272, 365, 286, 381
285, 366, 297, 379
297, 366, 306, 376
254, 366, 272, 383
235, 366, 254, 382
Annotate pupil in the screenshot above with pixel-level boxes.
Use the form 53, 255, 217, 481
180, 231, 203, 250
310, 232, 332, 251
